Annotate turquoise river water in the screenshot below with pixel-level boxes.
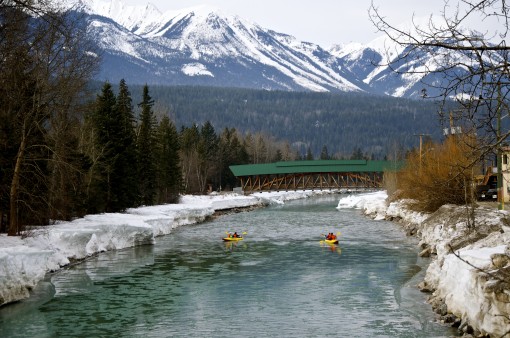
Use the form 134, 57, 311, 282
0, 194, 458, 337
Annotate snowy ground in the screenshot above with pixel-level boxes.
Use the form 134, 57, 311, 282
1, 189, 509, 336
0, 190, 332, 306
337, 191, 510, 337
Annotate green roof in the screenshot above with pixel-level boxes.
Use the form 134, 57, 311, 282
229, 160, 403, 177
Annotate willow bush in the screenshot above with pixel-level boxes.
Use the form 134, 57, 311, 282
396, 135, 480, 213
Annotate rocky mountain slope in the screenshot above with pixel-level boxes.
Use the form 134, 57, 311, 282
73, 0, 467, 98
78, 1, 366, 93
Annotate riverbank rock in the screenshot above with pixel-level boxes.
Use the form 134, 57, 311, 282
379, 199, 510, 337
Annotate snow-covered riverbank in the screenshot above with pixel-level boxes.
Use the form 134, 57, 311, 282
2, 189, 509, 336
0, 190, 331, 307
338, 191, 510, 337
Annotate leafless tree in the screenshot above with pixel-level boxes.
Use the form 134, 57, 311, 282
369, 0, 510, 157
370, 2, 510, 334
0, 1, 99, 235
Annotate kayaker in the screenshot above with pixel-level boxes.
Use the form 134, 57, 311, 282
233, 232, 239, 238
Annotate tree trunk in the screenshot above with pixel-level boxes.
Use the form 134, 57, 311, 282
9, 128, 27, 236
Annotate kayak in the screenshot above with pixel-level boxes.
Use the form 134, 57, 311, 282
222, 237, 244, 242
323, 239, 339, 245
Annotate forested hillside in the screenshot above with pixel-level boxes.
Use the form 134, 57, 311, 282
120, 85, 445, 159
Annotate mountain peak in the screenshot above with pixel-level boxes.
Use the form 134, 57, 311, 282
74, 0, 162, 31
71, 0, 450, 97
80, 0, 364, 93
178, 4, 224, 17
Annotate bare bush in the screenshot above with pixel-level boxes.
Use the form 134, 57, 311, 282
397, 134, 480, 212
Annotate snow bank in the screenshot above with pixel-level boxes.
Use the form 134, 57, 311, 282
0, 190, 333, 307
0, 243, 52, 305
338, 192, 510, 337
336, 190, 388, 220
3, 188, 508, 336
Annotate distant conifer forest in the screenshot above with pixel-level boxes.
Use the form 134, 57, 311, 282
2, 80, 446, 234
124, 85, 445, 159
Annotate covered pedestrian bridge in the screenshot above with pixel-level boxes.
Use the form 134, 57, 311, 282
229, 160, 401, 193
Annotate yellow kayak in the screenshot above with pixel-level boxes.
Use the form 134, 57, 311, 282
323, 239, 339, 245
222, 237, 244, 242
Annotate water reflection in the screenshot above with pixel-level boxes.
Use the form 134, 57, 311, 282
320, 241, 343, 254
0, 195, 458, 338
223, 240, 247, 252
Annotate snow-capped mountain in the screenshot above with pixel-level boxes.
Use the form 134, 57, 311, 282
331, 38, 426, 97
331, 15, 495, 98
74, 1, 368, 93
72, 0, 466, 98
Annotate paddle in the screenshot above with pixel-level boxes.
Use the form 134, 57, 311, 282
319, 233, 327, 242
320, 231, 341, 243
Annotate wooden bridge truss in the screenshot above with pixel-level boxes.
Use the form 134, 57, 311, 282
238, 172, 383, 192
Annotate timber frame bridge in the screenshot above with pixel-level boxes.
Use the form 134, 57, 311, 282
229, 160, 401, 193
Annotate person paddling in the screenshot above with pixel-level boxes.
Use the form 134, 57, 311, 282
325, 233, 337, 240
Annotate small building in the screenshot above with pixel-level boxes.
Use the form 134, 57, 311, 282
501, 147, 510, 202
478, 147, 510, 203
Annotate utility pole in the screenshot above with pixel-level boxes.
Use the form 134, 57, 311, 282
497, 82, 504, 210
414, 133, 430, 173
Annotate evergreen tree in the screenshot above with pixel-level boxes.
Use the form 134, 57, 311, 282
156, 116, 181, 203
218, 128, 249, 190
198, 121, 219, 192
306, 147, 314, 160
88, 82, 117, 213
273, 149, 283, 162
350, 147, 364, 160
137, 85, 157, 205
114, 79, 139, 209
88, 80, 140, 212
320, 145, 330, 160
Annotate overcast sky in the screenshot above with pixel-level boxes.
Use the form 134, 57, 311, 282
118, 0, 453, 47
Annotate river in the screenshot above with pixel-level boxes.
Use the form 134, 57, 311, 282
0, 194, 457, 337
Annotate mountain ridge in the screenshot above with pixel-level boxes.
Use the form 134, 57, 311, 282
74, 0, 461, 98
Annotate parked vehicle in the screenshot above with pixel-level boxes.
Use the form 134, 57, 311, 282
476, 185, 490, 201
479, 188, 498, 201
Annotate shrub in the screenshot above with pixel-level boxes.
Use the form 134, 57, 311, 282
396, 134, 480, 212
